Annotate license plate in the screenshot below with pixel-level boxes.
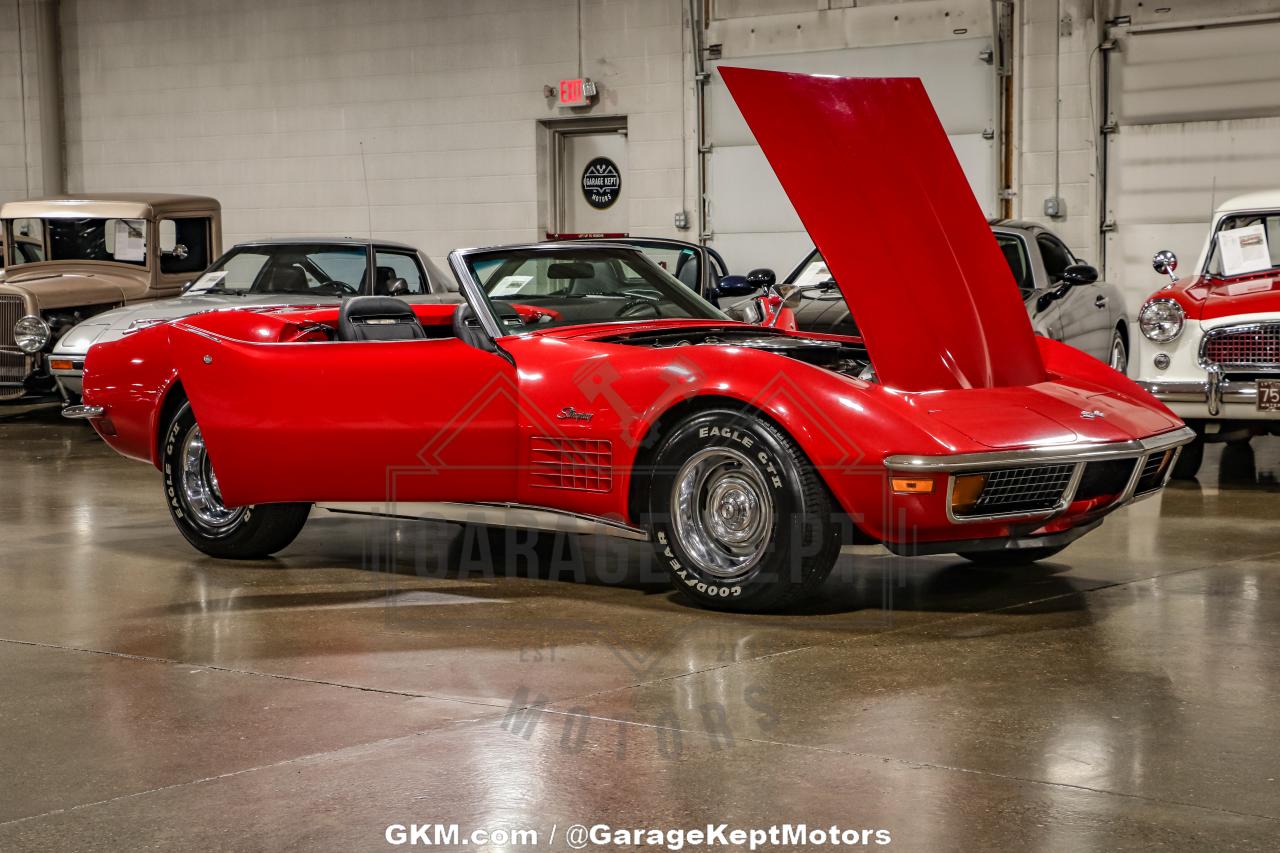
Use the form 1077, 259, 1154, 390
1259, 379, 1280, 411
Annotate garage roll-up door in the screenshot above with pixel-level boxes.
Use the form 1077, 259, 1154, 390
705, 34, 998, 275
1104, 16, 1280, 306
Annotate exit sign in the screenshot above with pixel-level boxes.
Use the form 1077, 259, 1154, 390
557, 78, 597, 108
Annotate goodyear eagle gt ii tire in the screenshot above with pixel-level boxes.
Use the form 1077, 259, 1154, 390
163, 403, 310, 558
646, 409, 842, 612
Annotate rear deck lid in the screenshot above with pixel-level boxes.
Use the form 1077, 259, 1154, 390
719, 67, 1046, 392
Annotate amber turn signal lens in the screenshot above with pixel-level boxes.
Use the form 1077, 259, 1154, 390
951, 473, 988, 514
49, 358, 73, 371
891, 477, 935, 495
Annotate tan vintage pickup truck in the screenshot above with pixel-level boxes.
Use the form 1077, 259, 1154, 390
0, 193, 221, 400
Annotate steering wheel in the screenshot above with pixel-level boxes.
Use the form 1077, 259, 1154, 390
616, 298, 660, 318
312, 280, 360, 296
617, 293, 662, 320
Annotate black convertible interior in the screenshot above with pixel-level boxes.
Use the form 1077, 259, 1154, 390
337, 296, 427, 341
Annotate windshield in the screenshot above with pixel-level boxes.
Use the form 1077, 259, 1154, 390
8, 217, 148, 267
467, 247, 729, 333
789, 231, 1034, 294
787, 250, 835, 289
1205, 213, 1280, 277
187, 244, 370, 296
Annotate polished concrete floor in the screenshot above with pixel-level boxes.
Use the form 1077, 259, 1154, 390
2, 401, 1279, 851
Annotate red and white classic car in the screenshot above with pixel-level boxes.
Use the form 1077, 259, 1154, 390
64, 69, 1191, 611
1135, 191, 1280, 478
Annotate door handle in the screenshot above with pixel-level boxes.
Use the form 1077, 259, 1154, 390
1094, 295, 1108, 308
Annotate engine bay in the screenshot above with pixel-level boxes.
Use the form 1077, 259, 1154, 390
602, 326, 874, 381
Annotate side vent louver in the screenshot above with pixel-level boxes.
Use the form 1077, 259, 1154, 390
530, 436, 613, 492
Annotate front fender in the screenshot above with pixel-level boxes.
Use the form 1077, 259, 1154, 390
1037, 335, 1178, 418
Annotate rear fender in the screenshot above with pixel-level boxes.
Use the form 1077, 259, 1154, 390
80, 323, 179, 465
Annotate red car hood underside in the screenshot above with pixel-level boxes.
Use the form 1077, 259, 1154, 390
719, 67, 1046, 392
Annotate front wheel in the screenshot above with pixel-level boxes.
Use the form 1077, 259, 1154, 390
1170, 436, 1204, 480
163, 403, 310, 558
959, 544, 1068, 566
1108, 328, 1129, 374
644, 409, 842, 612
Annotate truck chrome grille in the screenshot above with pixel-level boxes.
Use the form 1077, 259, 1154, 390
961, 463, 1076, 517
0, 295, 30, 399
1202, 322, 1280, 369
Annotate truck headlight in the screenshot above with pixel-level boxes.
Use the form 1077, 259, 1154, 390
1139, 299, 1185, 342
14, 315, 50, 353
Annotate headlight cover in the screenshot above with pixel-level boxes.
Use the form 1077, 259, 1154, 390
1139, 299, 1185, 342
13, 315, 51, 353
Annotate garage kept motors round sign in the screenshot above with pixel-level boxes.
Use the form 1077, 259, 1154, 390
581, 157, 621, 209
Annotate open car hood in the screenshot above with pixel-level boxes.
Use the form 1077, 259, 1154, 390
719, 67, 1045, 391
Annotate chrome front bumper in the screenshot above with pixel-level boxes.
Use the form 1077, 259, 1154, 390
1137, 366, 1267, 416
62, 404, 105, 419
885, 427, 1196, 524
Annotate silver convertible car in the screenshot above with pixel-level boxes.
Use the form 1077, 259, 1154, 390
746, 220, 1132, 373
51, 238, 459, 398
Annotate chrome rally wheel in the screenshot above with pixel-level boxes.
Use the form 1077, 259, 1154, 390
163, 402, 310, 559
672, 447, 774, 582
645, 409, 842, 612
179, 424, 246, 532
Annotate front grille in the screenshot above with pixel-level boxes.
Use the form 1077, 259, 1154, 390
1202, 322, 1280, 369
1075, 459, 1138, 501
529, 436, 613, 492
1134, 451, 1173, 495
961, 463, 1076, 517
0, 295, 30, 399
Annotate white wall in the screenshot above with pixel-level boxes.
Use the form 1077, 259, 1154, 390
0, 13, 29, 206
0, 0, 1267, 285
0, 0, 62, 205
58, 0, 694, 267
1012, 0, 1103, 267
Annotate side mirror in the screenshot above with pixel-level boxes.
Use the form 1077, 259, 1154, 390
386, 277, 409, 297
158, 219, 177, 253
746, 268, 777, 290
1152, 249, 1179, 282
1060, 263, 1098, 286
713, 274, 756, 297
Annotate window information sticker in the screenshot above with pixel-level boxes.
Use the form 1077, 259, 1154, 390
1218, 223, 1271, 277
113, 219, 146, 262
187, 270, 227, 292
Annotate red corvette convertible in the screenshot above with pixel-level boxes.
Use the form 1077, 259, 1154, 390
66, 69, 1191, 611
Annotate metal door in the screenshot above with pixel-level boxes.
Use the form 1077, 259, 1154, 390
704, 6, 1001, 274
558, 130, 628, 236
1103, 13, 1280, 304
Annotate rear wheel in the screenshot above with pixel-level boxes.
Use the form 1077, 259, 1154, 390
644, 409, 842, 612
1170, 436, 1204, 480
163, 403, 310, 558
959, 544, 1068, 566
